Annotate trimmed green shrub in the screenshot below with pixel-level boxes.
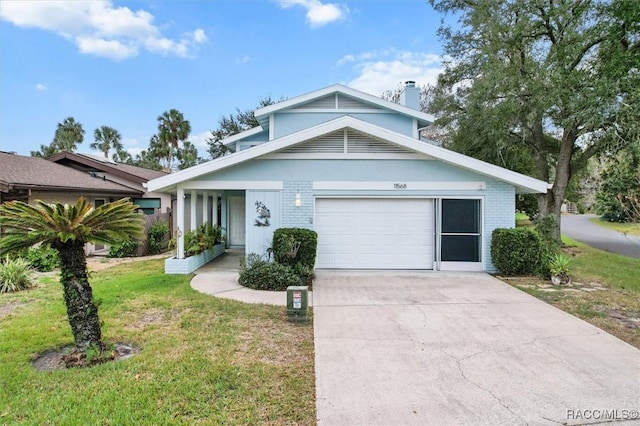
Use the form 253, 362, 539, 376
23, 245, 59, 272
491, 228, 544, 275
272, 228, 318, 269
107, 240, 139, 258
238, 253, 302, 291
147, 219, 169, 254
0, 256, 35, 293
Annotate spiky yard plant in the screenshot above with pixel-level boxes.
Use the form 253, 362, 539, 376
0, 197, 143, 352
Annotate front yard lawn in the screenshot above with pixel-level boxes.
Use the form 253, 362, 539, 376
500, 236, 640, 349
589, 217, 640, 237
0, 259, 315, 425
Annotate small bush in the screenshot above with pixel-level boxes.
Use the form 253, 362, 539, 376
238, 253, 302, 291
147, 220, 169, 255
272, 228, 318, 269
0, 256, 35, 293
491, 228, 544, 275
24, 245, 59, 272
184, 223, 224, 257
534, 214, 558, 245
516, 194, 538, 219
107, 240, 139, 258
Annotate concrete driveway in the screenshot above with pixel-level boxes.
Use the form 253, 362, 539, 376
314, 271, 640, 425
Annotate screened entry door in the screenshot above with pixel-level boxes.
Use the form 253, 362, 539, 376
439, 199, 482, 270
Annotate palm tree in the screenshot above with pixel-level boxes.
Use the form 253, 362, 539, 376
176, 141, 200, 170
157, 109, 191, 171
91, 126, 123, 158
0, 198, 143, 352
54, 117, 85, 152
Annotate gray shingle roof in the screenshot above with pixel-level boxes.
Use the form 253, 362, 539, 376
47, 152, 168, 183
0, 152, 141, 194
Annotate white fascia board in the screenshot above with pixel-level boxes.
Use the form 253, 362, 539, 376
313, 181, 486, 191
177, 181, 283, 190
147, 116, 360, 193
221, 126, 265, 146
345, 119, 548, 194
254, 84, 435, 125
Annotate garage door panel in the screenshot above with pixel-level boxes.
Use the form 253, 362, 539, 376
315, 198, 434, 269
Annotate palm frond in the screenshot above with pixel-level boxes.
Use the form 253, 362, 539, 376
0, 197, 144, 255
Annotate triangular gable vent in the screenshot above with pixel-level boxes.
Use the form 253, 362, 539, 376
279, 129, 414, 154
292, 94, 383, 111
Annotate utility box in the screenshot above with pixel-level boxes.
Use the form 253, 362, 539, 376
287, 286, 309, 323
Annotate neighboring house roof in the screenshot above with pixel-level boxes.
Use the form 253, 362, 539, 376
0, 152, 142, 195
254, 84, 435, 129
147, 116, 548, 194
47, 151, 168, 183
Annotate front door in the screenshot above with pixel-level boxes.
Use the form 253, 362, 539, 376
228, 196, 246, 247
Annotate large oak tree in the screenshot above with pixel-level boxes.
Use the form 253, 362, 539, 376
428, 0, 639, 241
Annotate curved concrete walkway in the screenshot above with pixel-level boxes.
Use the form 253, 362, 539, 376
562, 214, 640, 259
190, 250, 312, 306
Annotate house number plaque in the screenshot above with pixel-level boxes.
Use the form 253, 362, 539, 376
394, 183, 407, 189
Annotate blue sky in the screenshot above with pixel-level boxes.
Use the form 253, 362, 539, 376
0, 0, 447, 159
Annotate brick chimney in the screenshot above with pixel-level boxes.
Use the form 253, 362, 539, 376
399, 80, 420, 110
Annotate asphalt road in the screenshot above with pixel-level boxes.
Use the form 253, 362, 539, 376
561, 214, 640, 259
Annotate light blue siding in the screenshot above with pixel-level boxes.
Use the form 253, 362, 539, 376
245, 190, 281, 257
483, 181, 516, 272
196, 159, 484, 182
282, 181, 314, 229
272, 112, 415, 139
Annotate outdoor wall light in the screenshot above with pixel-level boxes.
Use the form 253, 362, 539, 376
295, 193, 302, 207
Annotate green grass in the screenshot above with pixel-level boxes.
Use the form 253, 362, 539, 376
562, 235, 640, 292
502, 237, 640, 349
515, 212, 533, 227
588, 217, 640, 237
0, 259, 315, 425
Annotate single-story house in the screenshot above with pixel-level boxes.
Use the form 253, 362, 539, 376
47, 151, 171, 215
0, 151, 142, 205
0, 151, 169, 255
147, 82, 548, 273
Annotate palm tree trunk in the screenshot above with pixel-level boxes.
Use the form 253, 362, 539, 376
55, 240, 103, 351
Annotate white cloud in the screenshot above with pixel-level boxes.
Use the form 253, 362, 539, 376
35, 83, 47, 92
0, 1, 207, 60
235, 55, 251, 65
126, 147, 144, 157
77, 36, 138, 61
276, 0, 348, 28
337, 49, 444, 96
190, 131, 211, 149
192, 29, 207, 44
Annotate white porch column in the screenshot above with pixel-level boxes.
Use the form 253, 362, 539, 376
190, 190, 197, 231
211, 192, 218, 226
202, 191, 209, 224
176, 187, 185, 259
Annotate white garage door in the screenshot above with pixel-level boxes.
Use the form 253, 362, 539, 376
315, 198, 434, 269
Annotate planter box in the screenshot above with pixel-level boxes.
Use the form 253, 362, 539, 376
165, 243, 226, 274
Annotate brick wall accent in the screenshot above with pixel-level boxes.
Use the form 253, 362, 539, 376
484, 181, 516, 272
282, 181, 314, 229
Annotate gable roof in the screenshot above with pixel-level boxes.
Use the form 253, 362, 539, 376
254, 84, 435, 129
147, 116, 548, 194
0, 152, 142, 195
47, 151, 168, 183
